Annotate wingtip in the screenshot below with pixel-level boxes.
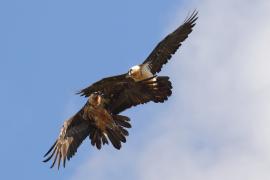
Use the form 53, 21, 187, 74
75, 90, 83, 96
43, 140, 57, 157
184, 9, 199, 24
63, 157, 66, 168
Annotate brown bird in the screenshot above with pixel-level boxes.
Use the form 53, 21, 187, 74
43, 92, 131, 169
43, 11, 198, 169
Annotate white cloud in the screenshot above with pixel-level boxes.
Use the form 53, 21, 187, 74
71, 0, 270, 179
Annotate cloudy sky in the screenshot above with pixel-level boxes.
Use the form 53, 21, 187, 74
1, 0, 270, 179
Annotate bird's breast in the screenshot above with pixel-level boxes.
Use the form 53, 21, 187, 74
89, 107, 113, 131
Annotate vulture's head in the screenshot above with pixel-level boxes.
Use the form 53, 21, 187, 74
89, 92, 103, 107
127, 65, 141, 81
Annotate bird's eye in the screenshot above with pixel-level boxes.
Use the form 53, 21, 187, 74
128, 69, 132, 75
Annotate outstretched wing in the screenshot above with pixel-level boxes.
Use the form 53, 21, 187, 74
77, 73, 128, 97
109, 76, 172, 114
142, 10, 198, 74
43, 108, 91, 169
43, 103, 131, 169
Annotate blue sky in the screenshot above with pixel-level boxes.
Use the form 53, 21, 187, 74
0, 0, 188, 179
2, 0, 270, 180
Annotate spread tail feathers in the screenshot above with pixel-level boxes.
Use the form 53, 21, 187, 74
143, 76, 172, 103
89, 115, 131, 150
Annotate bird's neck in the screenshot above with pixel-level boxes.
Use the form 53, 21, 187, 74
132, 65, 153, 81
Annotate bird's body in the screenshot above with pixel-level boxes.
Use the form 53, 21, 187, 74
44, 11, 198, 169
88, 106, 112, 132
84, 93, 113, 132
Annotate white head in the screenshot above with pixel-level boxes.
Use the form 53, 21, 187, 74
128, 65, 141, 76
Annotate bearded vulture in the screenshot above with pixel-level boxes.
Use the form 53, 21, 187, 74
43, 11, 198, 169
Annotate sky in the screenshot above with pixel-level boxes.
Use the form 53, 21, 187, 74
1, 0, 270, 180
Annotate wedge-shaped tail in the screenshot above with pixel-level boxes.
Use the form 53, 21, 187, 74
89, 114, 131, 150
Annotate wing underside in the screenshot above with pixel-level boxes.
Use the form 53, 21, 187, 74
143, 10, 198, 74
43, 104, 131, 169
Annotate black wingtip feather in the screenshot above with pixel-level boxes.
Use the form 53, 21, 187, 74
50, 150, 59, 168
184, 10, 198, 24
43, 145, 57, 163
57, 153, 62, 170
63, 156, 66, 168
43, 140, 57, 158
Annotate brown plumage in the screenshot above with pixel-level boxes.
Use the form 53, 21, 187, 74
108, 76, 172, 114
43, 93, 131, 169
78, 76, 172, 114
143, 10, 198, 74
44, 11, 198, 169
78, 10, 198, 101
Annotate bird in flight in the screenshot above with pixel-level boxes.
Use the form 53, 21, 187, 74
43, 11, 198, 169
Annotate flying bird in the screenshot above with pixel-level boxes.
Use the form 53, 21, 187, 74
43, 11, 198, 169
43, 92, 132, 169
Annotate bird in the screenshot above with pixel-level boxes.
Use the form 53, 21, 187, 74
43, 92, 132, 169
77, 10, 198, 114
43, 10, 198, 169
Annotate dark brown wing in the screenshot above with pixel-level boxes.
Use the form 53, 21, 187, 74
43, 102, 132, 169
43, 108, 91, 169
109, 76, 172, 114
77, 73, 128, 97
142, 10, 198, 74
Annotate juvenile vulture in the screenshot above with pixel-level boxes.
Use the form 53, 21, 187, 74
43, 11, 198, 169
